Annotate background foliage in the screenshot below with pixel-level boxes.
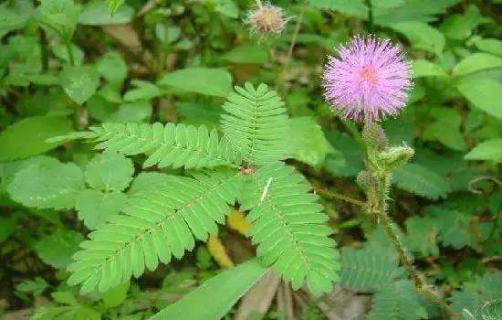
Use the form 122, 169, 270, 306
0, 0, 500, 319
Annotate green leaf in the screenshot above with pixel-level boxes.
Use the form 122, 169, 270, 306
35, 230, 84, 269
37, 0, 82, 40
439, 5, 482, 40
453, 53, 502, 77
79, 1, 133, 25
67, 169, 243, 293
427, 207, 475, 249
124, 81, 163, 102
0, 5, 29, 39
473, 38, 502, 57
76, 189, 127, 230
457, 78, 502, 120
84, 152, 134, 192
391, 22, 444, 56
0, 216, 17, 242
240, 163, 340, 295
412, 60, 447, 78
61, 122, 238, 169
150, 259, 268, 320
308, 0, 367, 18
96, 53, 128, 85
325, 132, 365, 177
340, 247, 401, 292
221, 83, 289, 165
373, 0, 460, 25
106, 0, 124, 13
214, 0, 239, 18
0, 116, 72, 162
288, 117, 332, 167
423, 107, 466, 151
464, 138, 502, 162
405, 216, 439, 257
16, 277, 49, 296
369, 280, 427, 320
102, 281, 130, 309
7, 157, 84, 209
393, 163, 450, 199
61, 65, 100, 105
222, 45, 268, 64
158, 68, 233, 98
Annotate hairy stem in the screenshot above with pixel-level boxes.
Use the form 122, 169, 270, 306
362, 123, 461, 319
317, 189, 365, 207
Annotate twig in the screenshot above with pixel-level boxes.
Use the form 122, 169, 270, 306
286, 1, 305, 64
317, 189, 365, 207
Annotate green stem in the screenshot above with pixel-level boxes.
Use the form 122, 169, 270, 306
363, 125, 460, 319
318, 189, 365, 207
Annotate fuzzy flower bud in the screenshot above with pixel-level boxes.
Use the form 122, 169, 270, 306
247, 3, 288, 35
377, 146, 414, 171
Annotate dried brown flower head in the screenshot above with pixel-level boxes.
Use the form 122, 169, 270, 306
247, 3, 288, 35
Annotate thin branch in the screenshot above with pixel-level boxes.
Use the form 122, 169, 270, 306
286, 2, 305, 64
316, 188, 366, 207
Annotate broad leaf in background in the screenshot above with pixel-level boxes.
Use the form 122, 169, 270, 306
96, 52, 128, 85
412, 60, 447, 78
0, 5, 29, 39
288, 117, 332, 167
423, 107, 466, 151
158, 68, 233, 98
439, 5, 483, 40
307, 0, 367, 18
35, 230, 84, 269
457, 78, 502, 120
373, 0, 460, 24
150, 259, 268, 320
223, 45, 268, 64
472, 37, 502, 57
405, 216, 440, 257
0, 116, 72, 161
427, 207, 475, 249
392, 163, 450, 199
464, 138, 502, 162
325, 132, 364, 177
106, 0, 124, 14
37, 0, 82, 40
79, 1, 133, 25
76, 189, 127, 229
84, 152, 134, 192
453, 53, 502, 77
61, 65, 100, 105
391, 22, 444, 56
7, 157, 84, 209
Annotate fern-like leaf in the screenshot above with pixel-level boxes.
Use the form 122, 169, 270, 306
240, 163, 339, 295
339, 247, 402, 293
369, 280, 427, 320
58, 122, 239, 170
67, 169, 242, 294
221, 83, 289, 166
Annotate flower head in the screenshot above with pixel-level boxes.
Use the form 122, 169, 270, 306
322, 36, 412, 122
247, 3, 288, 35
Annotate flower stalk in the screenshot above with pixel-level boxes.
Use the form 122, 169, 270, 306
361, 122, 460, 319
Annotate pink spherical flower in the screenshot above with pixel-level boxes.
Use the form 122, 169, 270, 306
322, 36, 412, 122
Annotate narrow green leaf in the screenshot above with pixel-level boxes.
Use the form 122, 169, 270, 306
150, 259, 268, 320
158, 68, 233, 98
